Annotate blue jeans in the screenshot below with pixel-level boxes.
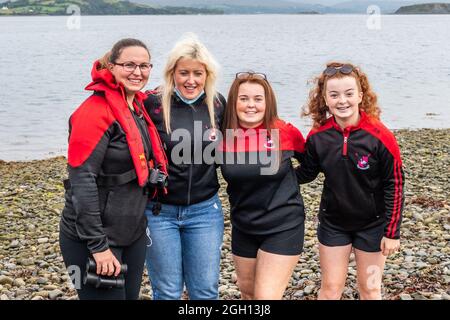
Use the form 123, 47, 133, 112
145, 193, 224, 300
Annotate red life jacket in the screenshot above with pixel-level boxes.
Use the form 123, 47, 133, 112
68, 60, 168, 189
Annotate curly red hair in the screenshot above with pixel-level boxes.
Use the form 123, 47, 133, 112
302, 62, 381, 128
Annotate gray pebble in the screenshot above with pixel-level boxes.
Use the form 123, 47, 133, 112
48, 289, 64, 300
37, 237, 49, 244
9, 240, 20, 248
411, 293, 427, 300
13, 278, 26, 287
293, 290, 304, 298
304, 285, 315, 295
4, 263, 16, 270
0, 276, 14, 286
399, 293, 412, 300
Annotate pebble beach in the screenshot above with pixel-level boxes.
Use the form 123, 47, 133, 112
0, 129, 449, 300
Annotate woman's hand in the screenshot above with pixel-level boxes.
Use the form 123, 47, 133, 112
380, 237, 400, 256
92, 249, 121, 277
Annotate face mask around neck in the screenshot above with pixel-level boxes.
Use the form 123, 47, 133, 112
174, 87, 205, 105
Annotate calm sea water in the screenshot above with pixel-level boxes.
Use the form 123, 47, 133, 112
0, 14, 449, 161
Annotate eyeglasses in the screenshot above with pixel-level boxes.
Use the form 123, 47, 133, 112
236, 72, 267, 81
323, 64, 353, 77
114, 61, 153, 73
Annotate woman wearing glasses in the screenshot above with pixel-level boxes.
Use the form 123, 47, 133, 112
59, 38, 167, 300
143, 34, 226, 300
297, 62, 404, 299
218, 72, 306, 299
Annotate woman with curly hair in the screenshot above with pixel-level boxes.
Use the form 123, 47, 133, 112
297, 62, 405, 300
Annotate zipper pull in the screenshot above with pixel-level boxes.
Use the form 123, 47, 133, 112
342, 134, 349, 156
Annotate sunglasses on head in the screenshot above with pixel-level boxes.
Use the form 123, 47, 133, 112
323, 64, 354, 77
236, 72, 267, 81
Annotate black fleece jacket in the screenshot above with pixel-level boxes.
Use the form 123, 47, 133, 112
296, 112, 404, 239
144, 92, 226, 205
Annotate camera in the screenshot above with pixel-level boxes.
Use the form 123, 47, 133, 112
148, 168, 168, 189
83, 257, 127, 289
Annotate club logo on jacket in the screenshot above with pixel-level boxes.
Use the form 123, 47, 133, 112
208, 128, 217, 142
355, 153, 371, 170
153, 105, 161, 114
264, 136, 275, 149
264, 139, 275, 149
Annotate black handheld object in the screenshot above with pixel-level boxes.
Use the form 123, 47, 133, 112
83, 257, 127, 289
148, 168, 168, 189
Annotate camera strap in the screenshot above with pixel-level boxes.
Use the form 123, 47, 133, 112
63, 169, 137, 190
96, 170, 137, 186
152, 202, 162, 216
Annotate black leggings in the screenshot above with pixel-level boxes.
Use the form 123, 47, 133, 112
59, 231, 147, 300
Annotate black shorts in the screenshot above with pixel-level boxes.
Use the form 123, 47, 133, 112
317, 221, 384, 252
231, 225, 304, 258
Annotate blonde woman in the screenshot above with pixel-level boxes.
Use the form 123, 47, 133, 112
143, 34, 226, 300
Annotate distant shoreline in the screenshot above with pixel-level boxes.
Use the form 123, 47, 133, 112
3, 0, 450, 16
2, 12, 450, 16
2, 13, 450, 17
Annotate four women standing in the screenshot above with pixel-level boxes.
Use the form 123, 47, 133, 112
60, 35, 404, 300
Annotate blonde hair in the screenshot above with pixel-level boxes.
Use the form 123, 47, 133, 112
162, 33, 219, 133
303, 61, 381, 128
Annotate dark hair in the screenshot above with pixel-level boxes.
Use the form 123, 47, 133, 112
98, 38, 150, 69
222, 75, 279, 134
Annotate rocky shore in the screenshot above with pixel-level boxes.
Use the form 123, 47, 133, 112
0, 129, 449, 300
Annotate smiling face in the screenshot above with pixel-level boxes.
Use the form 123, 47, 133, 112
173, 57, 207, 100
236, 82, 266, 129
324, 76, 363, 128
109, 46, 151, 96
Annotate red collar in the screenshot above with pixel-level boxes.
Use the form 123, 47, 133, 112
330, 111, 368, 133
85, 60, 147, 112
238, 122, 265, 131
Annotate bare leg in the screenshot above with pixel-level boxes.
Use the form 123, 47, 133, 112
318, 243, 352, 300
253, 250, 300, 300
354, 249, 387, 300
233, 254, 257, 300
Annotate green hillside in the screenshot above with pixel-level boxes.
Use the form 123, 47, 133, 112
0, 0, 224, 15
395, 3, 450, 14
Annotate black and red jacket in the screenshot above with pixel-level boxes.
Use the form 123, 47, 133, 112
219, 120, 306, 234
144, 91, 226, 205
296, 112, 404, 239
60, 61, 168, 254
